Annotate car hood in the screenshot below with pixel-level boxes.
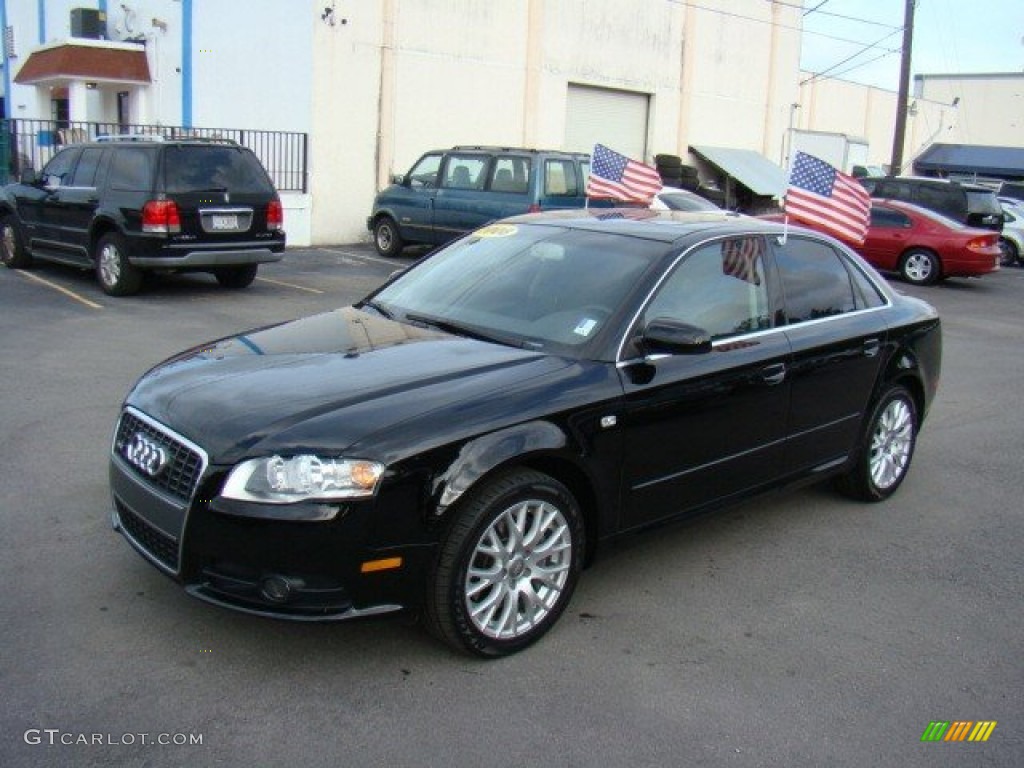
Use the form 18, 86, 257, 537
125, 307, 575, 464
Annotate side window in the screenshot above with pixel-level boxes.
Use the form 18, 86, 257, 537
406, 153, 442, 189
643, 237, 770, 340
869, 208, 911, 228
774, 237, 857, 323
915, 185, 963, 220
441, 154, 488, 190
545, 159, 580, 197
40, 148, 80, 188
846, 258, 887, 309
488, 156, 530, 194
108, 148, 155, 191
69, 147, 107, 187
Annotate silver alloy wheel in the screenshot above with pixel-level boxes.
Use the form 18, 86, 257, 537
1, 224, 14, 262
376, 222, 393, 251
464, 498, 572, 640
98, 242, 122, 288
869, 398, 914, 490
903, 252, 934, 283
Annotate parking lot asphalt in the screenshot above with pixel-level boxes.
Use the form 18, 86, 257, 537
1, 246, 1022, 767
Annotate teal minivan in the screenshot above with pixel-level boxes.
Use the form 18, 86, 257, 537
367, 146, 595, 256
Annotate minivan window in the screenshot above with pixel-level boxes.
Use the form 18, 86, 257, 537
108, 147, 155, 191
163, 146, 274, 194
407, 153, 442, 189
489, 156, 530, 194
545, 159, 579, 197
441, 155, 488, 190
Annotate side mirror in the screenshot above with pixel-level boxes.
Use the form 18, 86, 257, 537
641, 317, 712, 356
390, 174, 406, 186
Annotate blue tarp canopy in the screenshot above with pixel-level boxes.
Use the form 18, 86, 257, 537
914, 143, 1024, 179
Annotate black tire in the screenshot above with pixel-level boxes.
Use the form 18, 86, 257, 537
95, 232, 143, 296
836, 385, 918, 502
899, 248, 940, 286
0, 214, 33, 268
424, 468, 585, 657
373, 216, 404, 257
678, 164, 700, 179
998, 237, 1019, 267
215, 264, 259, 289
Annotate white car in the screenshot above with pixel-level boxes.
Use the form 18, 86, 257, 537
998, 198, 1024, 266
649, 187, 721, 212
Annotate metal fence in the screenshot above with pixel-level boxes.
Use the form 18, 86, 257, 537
0, 118, 308, 192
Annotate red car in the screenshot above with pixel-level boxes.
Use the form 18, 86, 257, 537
765, 199, 1001, 285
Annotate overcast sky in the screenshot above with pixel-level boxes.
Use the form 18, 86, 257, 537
799, 0, 1024, 90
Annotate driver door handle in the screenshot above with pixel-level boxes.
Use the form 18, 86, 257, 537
760, 363, 787, 386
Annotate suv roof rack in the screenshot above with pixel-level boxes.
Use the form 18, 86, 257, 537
95, 134, 239, 146
450, 145, 589, 156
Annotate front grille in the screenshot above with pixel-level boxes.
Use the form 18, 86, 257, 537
117, 499, 179, 571
114, 411, 203, 502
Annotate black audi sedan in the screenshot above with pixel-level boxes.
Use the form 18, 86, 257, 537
110, 210, 942, 657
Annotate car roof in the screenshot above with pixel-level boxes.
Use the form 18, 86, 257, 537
502, 208, 783, 243
862, 175, 995, 192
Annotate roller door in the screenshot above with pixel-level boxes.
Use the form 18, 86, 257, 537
564, 84, 651, 162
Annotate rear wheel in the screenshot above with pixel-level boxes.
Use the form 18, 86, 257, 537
0, 214, 33, 268
836, 385, 918, 502
900, 249, 940, 285
373, 216, 404, 257
95, 232, 143, 296
214, 264, 258, 289
424, 468, 584, 657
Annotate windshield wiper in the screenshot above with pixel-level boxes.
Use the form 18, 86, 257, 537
403, 313, 517, 346
360, 299, 394, 319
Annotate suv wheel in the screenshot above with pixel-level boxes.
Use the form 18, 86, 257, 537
374, 216, 404, 257
214, 264, 259, 289
95, 232, 143, 296
0, 214, 33, 268
900, 248, 940, 286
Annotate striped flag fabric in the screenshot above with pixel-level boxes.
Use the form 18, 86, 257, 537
586, 144, 662, 203
784, 151, 871, 244
721, 237, 763, 285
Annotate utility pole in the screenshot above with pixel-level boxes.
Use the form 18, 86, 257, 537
889, 0, 916, 176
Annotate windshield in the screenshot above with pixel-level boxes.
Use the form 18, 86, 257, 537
659, 193, 718, 212
368, 223, 663, 354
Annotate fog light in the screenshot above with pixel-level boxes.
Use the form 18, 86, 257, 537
260, 574, 299, 603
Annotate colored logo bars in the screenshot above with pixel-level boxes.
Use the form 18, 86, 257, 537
920, 721, 997, 742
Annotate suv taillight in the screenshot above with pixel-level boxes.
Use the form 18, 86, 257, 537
267, 200, 283, 231
142, 200, 181, 234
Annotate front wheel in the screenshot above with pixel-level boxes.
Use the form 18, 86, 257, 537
214, 264, 258, 289
998, 237, 1019, 267
425, 468, 584, 657
95, 232, 143, 296
836, 385, 918, 502
373, 216, 404, 257
0, 214, 33, 268
900, 249, 940, 286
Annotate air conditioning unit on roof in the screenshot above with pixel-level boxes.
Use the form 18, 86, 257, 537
71, 8, 107, 40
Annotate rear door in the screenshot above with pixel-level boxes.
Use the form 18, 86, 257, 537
54, 145, 109, 262
770, 236, 888, 473
161, 144, 277, 246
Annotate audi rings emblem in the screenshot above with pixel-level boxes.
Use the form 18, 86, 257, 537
123, 433, 169, 477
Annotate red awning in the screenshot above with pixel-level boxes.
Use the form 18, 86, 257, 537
14, 43, 151, 85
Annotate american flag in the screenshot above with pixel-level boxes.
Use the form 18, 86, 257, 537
586, 144, 662, 202
784, 151, 871, 244
721, 237, 763, 285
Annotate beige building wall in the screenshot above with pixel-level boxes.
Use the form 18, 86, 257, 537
308, 0, 802, 245
914, 73, 1024, 147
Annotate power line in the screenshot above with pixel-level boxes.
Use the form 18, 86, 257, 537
800, 26, 906, 85
803, 0, 832, 16
769, 0, 901, 29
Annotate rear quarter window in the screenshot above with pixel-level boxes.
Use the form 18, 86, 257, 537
107, 147, 156, 191
773, 237, 857, 323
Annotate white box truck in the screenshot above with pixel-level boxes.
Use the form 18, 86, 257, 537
790, 130, 872, 175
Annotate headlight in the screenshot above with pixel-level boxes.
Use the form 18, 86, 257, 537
220, 455, 385, 504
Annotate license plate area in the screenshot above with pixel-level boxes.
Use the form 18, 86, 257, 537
199, 207, 253, 234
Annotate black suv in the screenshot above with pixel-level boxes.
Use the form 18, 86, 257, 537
858, 176, 1004, 232
0, 136, 285, 295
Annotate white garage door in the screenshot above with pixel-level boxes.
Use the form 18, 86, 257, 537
564, 84, 651, 162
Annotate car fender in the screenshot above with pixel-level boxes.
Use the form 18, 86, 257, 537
431, 420, 570, 515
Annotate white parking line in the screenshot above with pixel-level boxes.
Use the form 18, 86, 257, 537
254, 276, 324, 294
16, 270, 104, 309
320, 248, 405, 268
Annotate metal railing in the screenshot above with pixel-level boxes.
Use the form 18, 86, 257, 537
0, 118, 308, 192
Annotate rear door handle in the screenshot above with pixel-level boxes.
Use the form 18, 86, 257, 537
760, 363, 786, 386
863, 338, 880, 358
